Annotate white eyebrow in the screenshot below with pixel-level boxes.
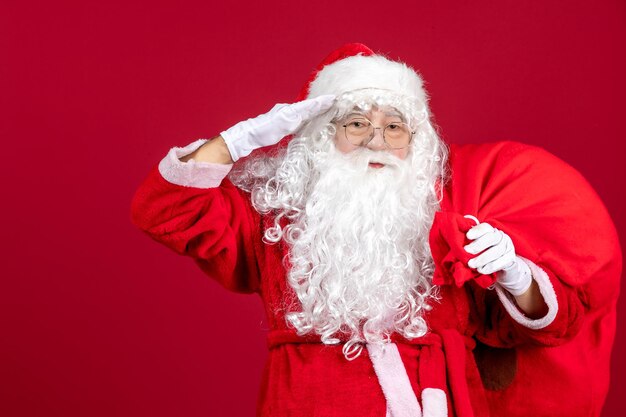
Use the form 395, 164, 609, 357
343, 109, 405, 122
384, 110, 403, 118
346, 112, 367, 118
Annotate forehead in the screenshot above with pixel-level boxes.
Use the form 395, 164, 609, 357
346, 106, 404, 119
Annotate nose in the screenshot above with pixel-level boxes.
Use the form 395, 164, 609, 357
366, 128, 386, 150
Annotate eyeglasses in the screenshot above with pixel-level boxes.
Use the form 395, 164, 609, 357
340, 117, 415, 149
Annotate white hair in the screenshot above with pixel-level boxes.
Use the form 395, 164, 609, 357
230, 95, 448, 360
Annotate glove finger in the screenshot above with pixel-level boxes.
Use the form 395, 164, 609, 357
268, 96, 335, 137
477, 253, 515, 275
480, 238, 516, 274
267, 103, 289, 115
464, 229, 503, 254
500, 236, 518, 271
285, 95, 336, 121
468, 238, 508, 269
466, 222, 495, 240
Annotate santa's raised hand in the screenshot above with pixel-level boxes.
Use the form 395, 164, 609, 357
463, 221, 532, 296
220, 95, 336, 161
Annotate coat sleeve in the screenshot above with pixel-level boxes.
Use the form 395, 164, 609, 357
130, 139, 263, 293
467, 259, 586, 348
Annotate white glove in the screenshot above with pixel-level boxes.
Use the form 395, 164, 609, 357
220, 95, 336, 161
464, 221, 532, 296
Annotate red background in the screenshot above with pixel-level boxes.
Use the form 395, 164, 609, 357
2, 1, 624, 416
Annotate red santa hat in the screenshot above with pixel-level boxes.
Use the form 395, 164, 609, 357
298, 43, 426, 100
303, 44, 427, 102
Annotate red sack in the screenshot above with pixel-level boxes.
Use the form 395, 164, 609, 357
441, 141, 622, 417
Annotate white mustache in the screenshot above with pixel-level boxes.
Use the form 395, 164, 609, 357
353, 149, 403, 167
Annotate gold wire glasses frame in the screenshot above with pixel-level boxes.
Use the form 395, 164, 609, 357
340, 116, 416, 149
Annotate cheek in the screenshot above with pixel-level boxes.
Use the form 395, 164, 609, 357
334, 132, 358, 154
392, 148, 409, 160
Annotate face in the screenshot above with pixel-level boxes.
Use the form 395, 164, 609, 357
334, 106, 411, 166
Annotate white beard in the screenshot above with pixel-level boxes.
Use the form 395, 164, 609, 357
283, 144, 437, 359
230, 112, 447, 360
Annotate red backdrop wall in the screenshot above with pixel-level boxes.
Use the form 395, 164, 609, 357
2, 1, 624, 416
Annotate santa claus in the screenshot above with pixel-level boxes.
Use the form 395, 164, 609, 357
131, 44, 621, 417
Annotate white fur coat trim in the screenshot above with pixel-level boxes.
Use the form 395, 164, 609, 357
422, 388, 448, 417
494, 256, 559, 329
367, 342, 422, 417
158, 138, 233, 188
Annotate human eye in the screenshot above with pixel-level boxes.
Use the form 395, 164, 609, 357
347, 119, 368, 128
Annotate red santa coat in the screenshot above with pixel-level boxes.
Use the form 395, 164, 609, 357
130, 139, 621, 417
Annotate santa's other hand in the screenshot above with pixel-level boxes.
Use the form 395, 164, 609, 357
464, 222, 532, 296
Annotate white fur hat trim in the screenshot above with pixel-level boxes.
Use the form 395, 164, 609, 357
307, 54, 427, 104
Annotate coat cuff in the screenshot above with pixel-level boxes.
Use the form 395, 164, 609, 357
494, 256, 558, 330
157, 138, 233, 188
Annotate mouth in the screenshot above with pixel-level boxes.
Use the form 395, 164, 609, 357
368, 162, 385, 169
